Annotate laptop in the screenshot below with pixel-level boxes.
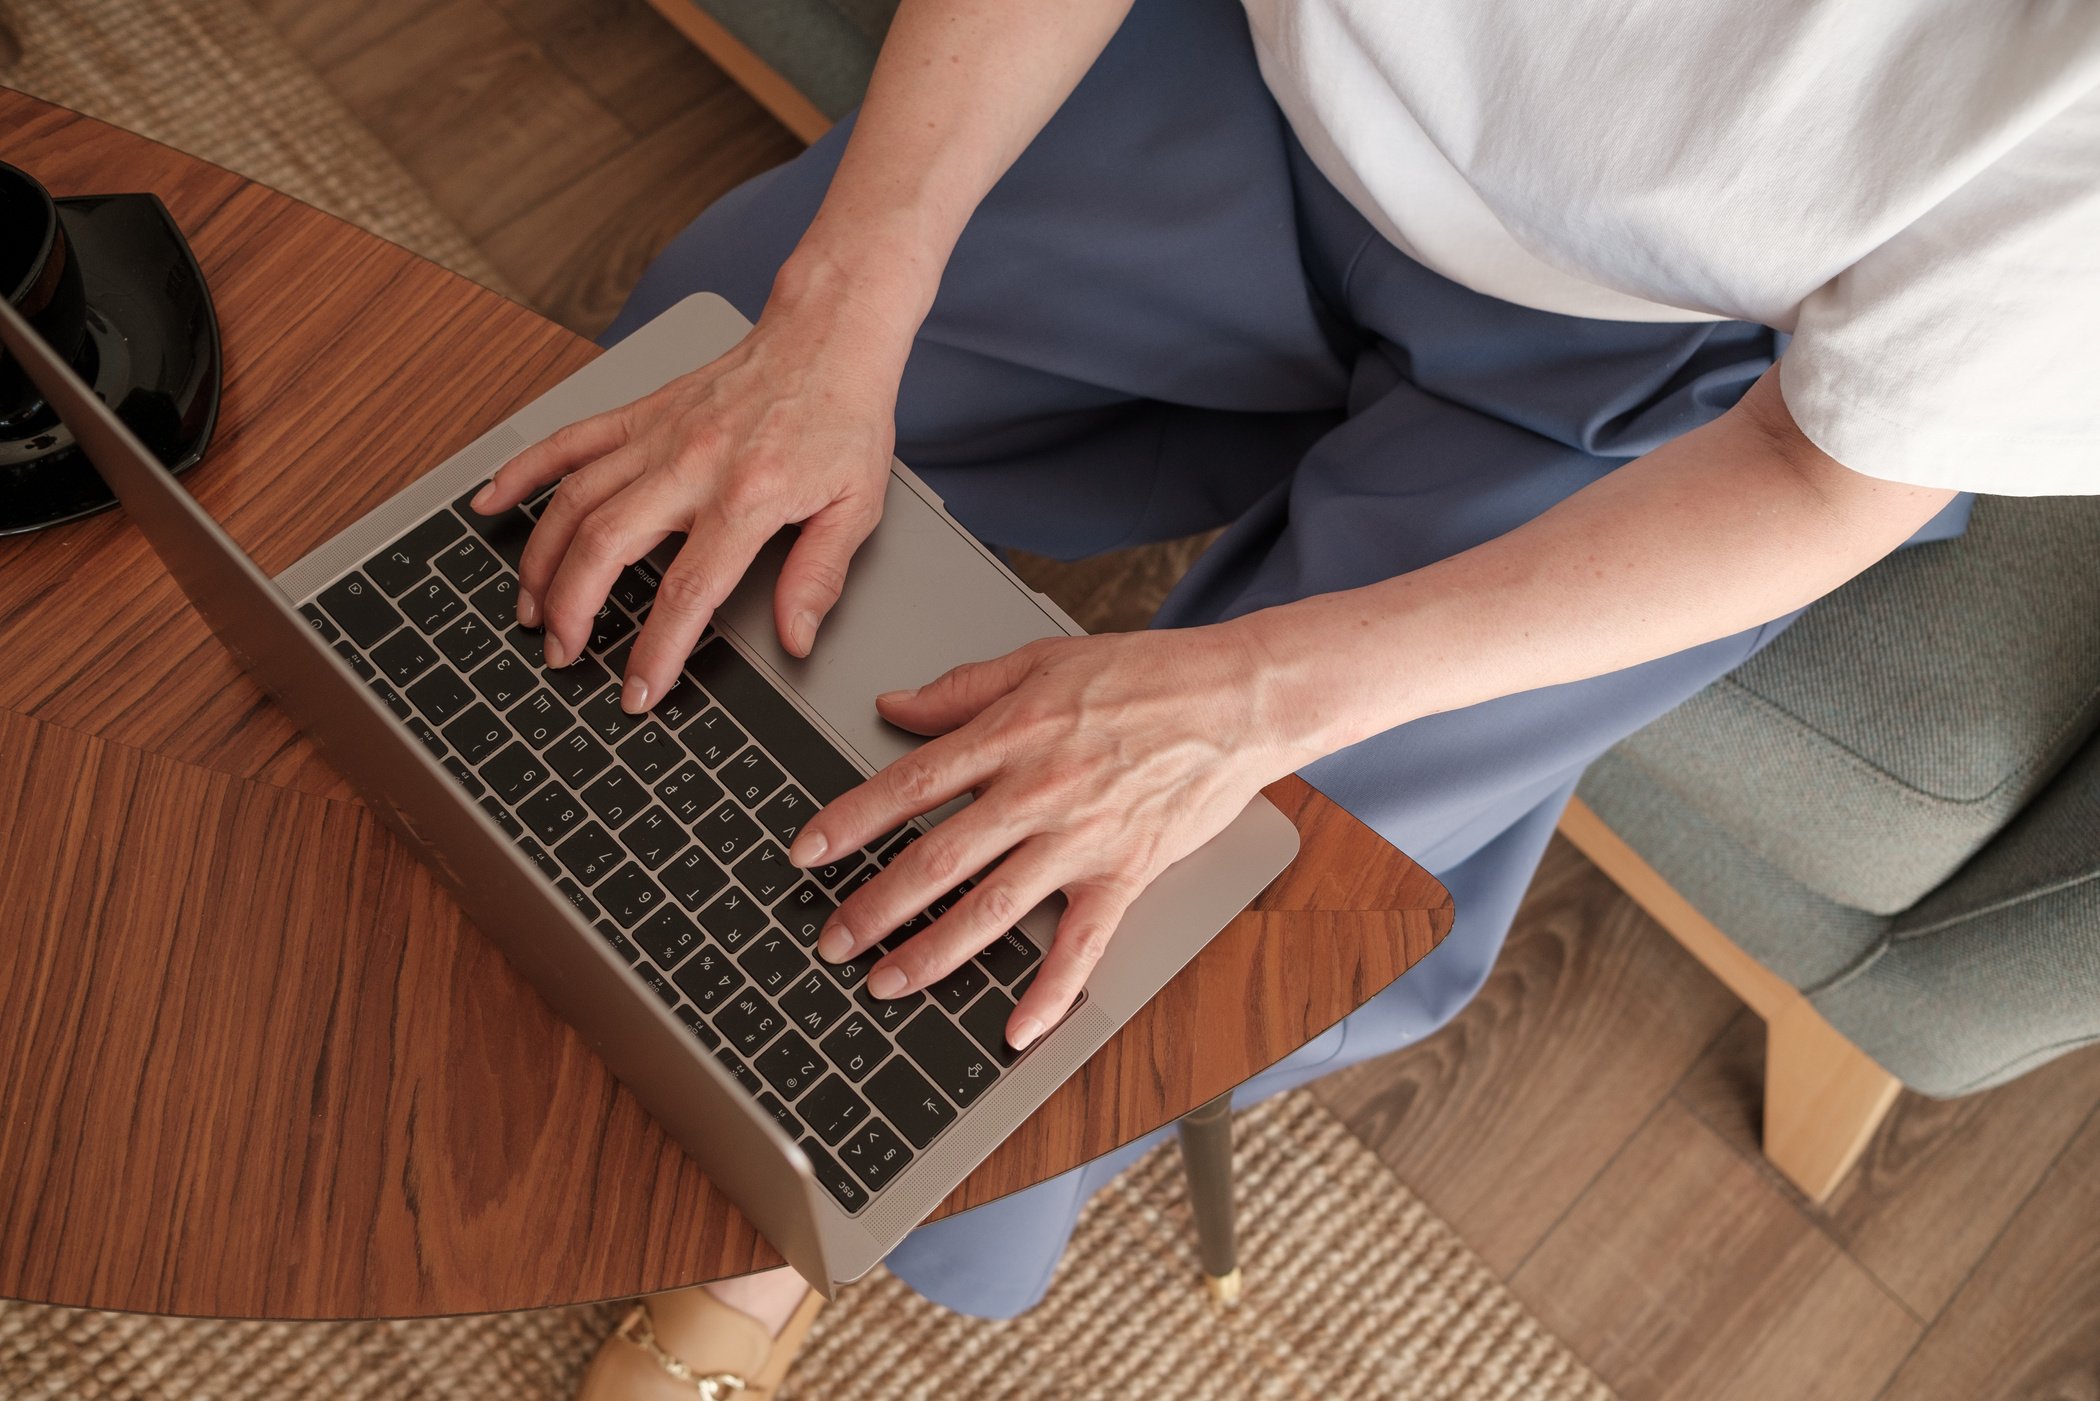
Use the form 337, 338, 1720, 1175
0, 291, 1300, 1292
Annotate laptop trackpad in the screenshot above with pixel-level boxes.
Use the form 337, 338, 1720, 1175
711, 471, 1078, 781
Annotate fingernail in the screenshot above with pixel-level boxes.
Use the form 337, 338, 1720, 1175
875, 688, 914, 707
543, 635, 569, 669
516, 592, 540, 628
868, 967, 908, 999
1009, 1016, 1044, 1051
622, 676, 650, 714
788, 831, 828, 867
469, 481, 496, 512
791, 610, 818, 656
818, 925, 853, 962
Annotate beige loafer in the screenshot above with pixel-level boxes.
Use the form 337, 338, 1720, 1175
578, 1285, 824, 1400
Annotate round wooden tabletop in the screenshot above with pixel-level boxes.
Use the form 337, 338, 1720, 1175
0, 92, 1452, 1320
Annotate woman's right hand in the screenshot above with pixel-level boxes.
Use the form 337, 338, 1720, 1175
471, 271, 914, 714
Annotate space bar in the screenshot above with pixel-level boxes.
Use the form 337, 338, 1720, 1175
688, 638, 867, 804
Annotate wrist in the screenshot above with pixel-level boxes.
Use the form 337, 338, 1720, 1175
769, 217, 947, 353
1221, 594, 1429, 770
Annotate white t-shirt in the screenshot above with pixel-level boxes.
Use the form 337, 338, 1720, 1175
1241, 0, 2100, 495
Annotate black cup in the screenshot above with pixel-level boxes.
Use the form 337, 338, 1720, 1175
0, 160, 90, 435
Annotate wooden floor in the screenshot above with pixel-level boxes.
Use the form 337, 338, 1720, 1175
270, 4, 2100, 1397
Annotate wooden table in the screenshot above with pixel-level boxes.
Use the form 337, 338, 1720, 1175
0, 93, 1452, 1320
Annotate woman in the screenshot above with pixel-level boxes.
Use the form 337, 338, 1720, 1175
470, 0, 2094, 1393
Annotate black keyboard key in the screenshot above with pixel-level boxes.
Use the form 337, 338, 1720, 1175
592, 920, 642, 966
656, 762, 725, 825
441, 755, 484, 797
930, 960, 988, 1016
819, 1012, 892, 1083
299, 604, 341, 645
597, 863, 665, 927
780, 969, 851, 1038
854, 980, 924, 1033
468, 650, 533, 710
406, 665, 474, 725
637, 963, 679, 1007
716, 1049, 760, 1098
755, 786, 815, 847
672, 946, 741, 1011
600, 635, 637, 685
433, 614, 499, 671
978, 928, 1043, 987
371, 630, 438, 686
511, 687, 576, 750
958, 987, 1024, 1066
678, 1003, 720, 1049
698, 887, 767, 951
651, 676, 707, 730
432, 533, 500, 593
543, 654, 612, 707
840, 1120, 912, 1193
581, 767, 650, 828
480, 795, 525, 838
687, 639, 866, 803
699, 801, 763, 865
586, 600, 635, 656
877, 829, 921, 866
318, 572, 404, 648
484, 742, 550, 803
829, 946, 881, 992
333, 642, 372, 688
777, 883, 834, 946
468, 573, 518, 626
864, 1059, 957, 1151
756, 1031, 826, 1101
801, 1138, 866, 1213
579, 687, 641, 745
606, 801, 673, 863
737, 929, 808, 995
756, 1092, 801, 1138
553, 820, 624, 885
519, 783, 586, 843
898, 1008, 999, 1108
732, 841, 800, 906
400, 576, 466, 634
547, 729, 614, 786
810, 853, 866, 891
554, 877, 600, 923
366, 513, 465, 595
661, 847, 730, 911
454, 487, 534, 568
638, 906, 707, 970
609, 561, 660, 614
799, 1075, 871, 1146
724, 746, 787, 808
716, 988, 784, 1055
683, 708, 748, 769
516, 838, 559, 880
440, 702, 510, 765
616, 721, 684, 785
505, 622, 546, 667
367, 676, 412, 720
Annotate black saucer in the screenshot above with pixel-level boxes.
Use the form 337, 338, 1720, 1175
0, 193, 221, 536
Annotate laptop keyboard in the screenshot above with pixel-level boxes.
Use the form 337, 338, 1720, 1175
297, 483, 1046, 1214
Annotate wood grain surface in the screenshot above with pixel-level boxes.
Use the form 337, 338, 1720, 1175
0, 92, 1450, 1319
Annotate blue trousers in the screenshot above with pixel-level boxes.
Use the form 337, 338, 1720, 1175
607, 0, 1970, 1318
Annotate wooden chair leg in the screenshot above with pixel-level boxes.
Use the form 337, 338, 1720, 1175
1176, 1090, 1241, 1303
1763, 999, 1902, 1203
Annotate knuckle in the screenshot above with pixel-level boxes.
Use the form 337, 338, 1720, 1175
716, 471, 774, 522
1063, 921, 1113, 968
974, 883, 1020, 927
655, 565, 715, 616
890, 755, 941, 806
570, 513, 625, 565
915, 837, 966, 888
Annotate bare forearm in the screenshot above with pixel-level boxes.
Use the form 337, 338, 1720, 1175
1235, 371, 1958, 761
771, 0, 1135, 337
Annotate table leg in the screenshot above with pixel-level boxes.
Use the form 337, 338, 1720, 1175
1175, 1090, 1241, 1304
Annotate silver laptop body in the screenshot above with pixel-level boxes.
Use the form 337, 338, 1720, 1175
1, 292, 1299, 1291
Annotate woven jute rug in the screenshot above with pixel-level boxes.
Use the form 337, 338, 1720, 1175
4, 1095, 1611, 1401
0, 3, 1615, 1397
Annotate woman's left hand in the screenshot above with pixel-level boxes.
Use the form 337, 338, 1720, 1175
789, 623, 1301, 1051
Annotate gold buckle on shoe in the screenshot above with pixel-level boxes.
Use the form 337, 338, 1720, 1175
616, 1305, 749, 1399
